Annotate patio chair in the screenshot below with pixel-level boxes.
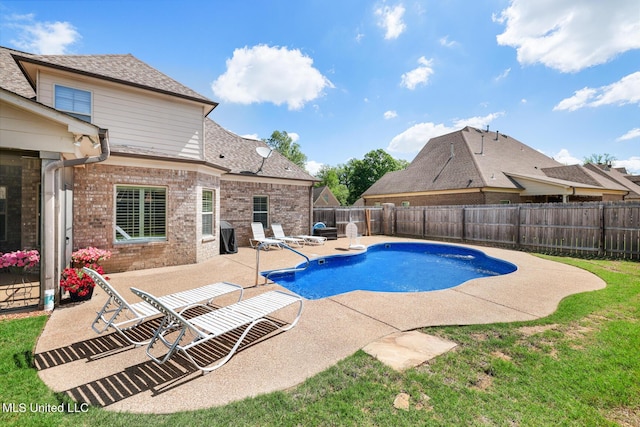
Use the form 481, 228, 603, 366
346, 222, 365, 250
250, 222, 282, 249
271, 223, 305, 247
295, 234, 327, 245
85, 267, 244, 346
130, 287, 303, 373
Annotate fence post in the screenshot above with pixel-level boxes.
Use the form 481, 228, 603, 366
461, 206, 466, 242
598, 203, 605, 257
382, 203, 395, 236
515, 205, 521, 249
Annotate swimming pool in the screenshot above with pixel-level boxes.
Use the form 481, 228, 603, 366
263, 242, 517, 300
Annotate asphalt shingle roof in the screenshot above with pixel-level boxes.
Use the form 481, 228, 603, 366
10, 49, 216, 107
363, 127, 628, 197
0, 47, 36, 98
205, 119, 316, 181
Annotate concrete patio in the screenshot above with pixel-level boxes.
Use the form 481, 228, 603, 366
34, 236, 605, 414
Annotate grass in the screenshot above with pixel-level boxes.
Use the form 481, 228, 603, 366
1, 256, 638, 426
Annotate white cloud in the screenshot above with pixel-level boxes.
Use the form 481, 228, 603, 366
375, 4, 406, 40
8, 14, 80, 54
305, 160, 324, 175
494, 68, 511, 82
614, 157, 640, 174
494, 0, 640, 73
211, 45, 334, 110
384, 110, 398, 119
288, 132, 300, 143
387, 112, 504, 153
438, 36, 458, 48
554, 72, 640, 111
617, 128, 640, 142
240, 133, 260, 140
400, 56, 434, 90
452, 112, 505, 129
553, 148, 581, 165
387, 122, 454, 153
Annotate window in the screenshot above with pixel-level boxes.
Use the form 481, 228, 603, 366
115, 186, 166, 241
202, 189, 214, 236
0, 186, 6, 241
253, 196, 268, 228
401, 201, 410, 207
55, 85, 92, 122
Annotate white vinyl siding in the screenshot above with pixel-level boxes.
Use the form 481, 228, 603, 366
38, 72, 205, 160
115, 186, 167, 242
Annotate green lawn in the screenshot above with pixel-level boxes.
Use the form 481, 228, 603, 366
1, 256, 638, 426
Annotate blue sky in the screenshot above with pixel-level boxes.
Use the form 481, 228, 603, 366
1, 0, 639, 174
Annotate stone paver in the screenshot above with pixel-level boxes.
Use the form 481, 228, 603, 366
363, 331, 457, 371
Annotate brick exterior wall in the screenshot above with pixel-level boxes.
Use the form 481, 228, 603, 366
72, 163, 221, 273
21, 158, 40, 251
220, 179, 312, 246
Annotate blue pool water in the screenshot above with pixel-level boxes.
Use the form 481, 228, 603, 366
263, 242, 517, 300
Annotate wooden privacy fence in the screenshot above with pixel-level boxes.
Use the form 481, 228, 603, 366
313, 207, 383, 237
314, 202, 640, 259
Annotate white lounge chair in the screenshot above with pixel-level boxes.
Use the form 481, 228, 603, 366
130, 287, 303, 373
250, 222, 282, 249
85, 267, 244, 346
295, 235, 327, 246
271, 223, 305, 247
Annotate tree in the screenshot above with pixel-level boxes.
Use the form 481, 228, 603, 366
263, 130, 307, 170
315, 165, 349, 205
344, 149, 409, 205
583, 153, 616, 165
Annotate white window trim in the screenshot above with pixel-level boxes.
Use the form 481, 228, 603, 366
114, 185, 167, 243
54, 84, 92, 122
202, 189, 215, 238
252, 195, 269, 228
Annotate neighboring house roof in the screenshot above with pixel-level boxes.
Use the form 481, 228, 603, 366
205, 119, 316, 182
313, 186, 340, 206
363, 126, 628, 198
584, 163, 640, 200
10, 50, 217, 110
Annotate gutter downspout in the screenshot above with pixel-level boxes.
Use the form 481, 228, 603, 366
42, 129, 110, 310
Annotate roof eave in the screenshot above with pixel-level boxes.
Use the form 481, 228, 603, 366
12, 53, 218, 109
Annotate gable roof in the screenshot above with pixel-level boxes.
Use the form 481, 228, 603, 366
0, 47, 36, 98
205, 119, 317, 182
364, 127, 561, 196
584, 163, 640, 200
363, 127, 628, 198
4, 46, 216, 111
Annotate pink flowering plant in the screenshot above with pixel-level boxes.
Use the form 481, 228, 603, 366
0, 250, 40, 273
71, 247, 112, 266
60, 247, 111, 297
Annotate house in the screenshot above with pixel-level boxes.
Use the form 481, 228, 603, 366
362, 127, 631, 206
313, 186, 340, 207
0, 46, 316, 309
584, 164, 640, 201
